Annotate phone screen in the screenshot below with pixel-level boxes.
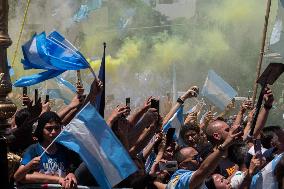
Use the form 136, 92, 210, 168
126, 97, 130, 107
45, 95, 49, 103
23, 87, 27, 96
35, 89, 38, 102
151, 99, 159, 113
166, 128, 175, 146
254, 139, 262, 157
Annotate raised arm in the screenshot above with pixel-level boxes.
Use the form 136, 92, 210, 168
127, 96, 152, 127
190, 124, 243, 189
163, 86, 199, 126
252, 87, 274, 138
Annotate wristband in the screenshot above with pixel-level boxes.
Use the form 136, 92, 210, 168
263, 104, 272, 110
217, 144, 226, 152
177, 97, 184, 104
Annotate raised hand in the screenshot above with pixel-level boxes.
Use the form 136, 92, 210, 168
222, 124, 243, 148
107, 105, 131, 126
263, 87, 274, 109
41, 101, 51, 114
180, 86, 199, 101
240, 100, 253, 112
184, 112, 198, 125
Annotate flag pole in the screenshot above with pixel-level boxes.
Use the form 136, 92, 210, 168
252, 0, 272, 105
76, 70, 82, 87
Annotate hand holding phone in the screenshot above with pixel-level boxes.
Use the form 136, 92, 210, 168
151, 99, 159, 113
45, 95, 49, 104
22, 87, 28, 106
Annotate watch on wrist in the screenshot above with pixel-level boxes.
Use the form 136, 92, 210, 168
177, 97, 184, 104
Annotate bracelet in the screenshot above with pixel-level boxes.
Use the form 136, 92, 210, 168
177, 97, 184, 104
263, 104, 272, 110
217, 144, 226, 152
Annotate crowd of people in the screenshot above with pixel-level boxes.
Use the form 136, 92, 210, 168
5, 77, 284, 189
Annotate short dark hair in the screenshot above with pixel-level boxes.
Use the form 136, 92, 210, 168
180, 123, 200, 142
34, 111, 61, 143
227, 142, 248, 166
261, 125, 282, 149
174, 149, 186, 164
205, 176, 217, 189
15, 108, 31, 128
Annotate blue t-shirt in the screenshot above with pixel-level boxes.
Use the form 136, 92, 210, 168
21, 143, 69, 177
166, 169, 207, 189
250, 153, 283, 189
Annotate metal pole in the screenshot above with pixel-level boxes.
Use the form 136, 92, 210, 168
0, 0, 17, 188
252, 0, 272, 105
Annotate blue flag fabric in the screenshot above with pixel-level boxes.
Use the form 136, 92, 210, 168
45, 76, 77, 105
14, 31, 91, 87
269, 0, 284, 58
14, 70, 64, 87
163, 106, 184, 139
73, 0, 102, 23
201, 70, 237, 110
56, 103, 137, 189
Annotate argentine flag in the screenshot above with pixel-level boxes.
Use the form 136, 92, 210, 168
250, 153, 284, 189
201, 70, 237, 110
163, 106, 183, 139
56, 103, 137, 189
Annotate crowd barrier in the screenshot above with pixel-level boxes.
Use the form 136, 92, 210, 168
16, 184, 132, 189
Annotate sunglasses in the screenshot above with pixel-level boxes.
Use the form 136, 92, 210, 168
44, 125, 61, 132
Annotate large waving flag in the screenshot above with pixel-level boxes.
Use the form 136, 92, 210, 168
268, 0, 284, 58
201, 70, 237, 110
73, 0, 102, 22
44, 76, 77, 105
14, 31, 91, 87
163, 106, 183, 139
56, 102, 137, 189
250, 153, 284, 189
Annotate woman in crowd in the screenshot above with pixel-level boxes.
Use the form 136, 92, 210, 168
13, 111, 80, 189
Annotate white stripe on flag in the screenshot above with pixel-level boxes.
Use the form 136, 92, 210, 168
65, 119, 122, 186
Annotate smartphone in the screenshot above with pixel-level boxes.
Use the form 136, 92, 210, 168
23, 87, 27, 96
22, 87, 28, 106
159, 161, 178, 172
254, 139, 262, 158
151, 99, 159, 113
34, 89, 38, 102
166, 128, 175, 146
126, 97, 130, 107
45, 95, 49, 103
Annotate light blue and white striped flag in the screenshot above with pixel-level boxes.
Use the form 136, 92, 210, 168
201, 70, 237, 110
269, 0, 284, 57
56, 102, 137, 189
163, 106, 183, 139
45, 76, 77, 105
250, 153, 284, 189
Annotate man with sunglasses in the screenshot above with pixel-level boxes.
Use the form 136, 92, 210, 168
166, 125, 242, 189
